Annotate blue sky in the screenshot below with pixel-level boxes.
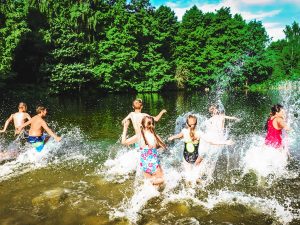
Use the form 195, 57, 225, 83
150, 0, 300, 41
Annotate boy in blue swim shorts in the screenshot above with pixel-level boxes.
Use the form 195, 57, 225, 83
17, 106, 61, 152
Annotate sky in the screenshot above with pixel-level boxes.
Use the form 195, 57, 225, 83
150, 0, 300, 41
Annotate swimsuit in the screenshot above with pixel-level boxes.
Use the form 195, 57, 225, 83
183, 142, 199, 164
182, 128, 200, 164
265, 118, 282, 148
27, 135, 46, 152
139, 147, 160, 174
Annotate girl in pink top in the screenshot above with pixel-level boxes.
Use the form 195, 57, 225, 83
265, 104, 290, 149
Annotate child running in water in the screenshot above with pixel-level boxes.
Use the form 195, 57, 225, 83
265, 104, 290, 149
206, 104, 240, 138
122, 99, 167, 135
17, 106, 61, 152
0, 102, 31, 136
122, 115, 166, 185
168, 114, 233, 181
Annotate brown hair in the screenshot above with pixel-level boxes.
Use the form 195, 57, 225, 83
132, 99, 143, 110
209, 105, 220, 115
18, 102, 27, 112
186, 114, 198, 141
141, 116, 166, 149
265, 104, 284, 130
36, 106, 46, 114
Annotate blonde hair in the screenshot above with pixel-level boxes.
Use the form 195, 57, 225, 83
141, 116, 166, 149
36, 106, 46, 114
132, 99, 143, 110
186, 115, 197, 142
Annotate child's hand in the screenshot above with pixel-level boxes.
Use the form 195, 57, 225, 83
161, 109, 167, 114
168, 136, 173, 141
55, 136, 62, 142
225, 139, 234, 145
195, 157, 202, 166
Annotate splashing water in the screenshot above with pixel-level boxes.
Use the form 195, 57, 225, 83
1, 88, 299, 225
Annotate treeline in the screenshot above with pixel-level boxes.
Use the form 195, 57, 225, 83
0, 0, 299, 93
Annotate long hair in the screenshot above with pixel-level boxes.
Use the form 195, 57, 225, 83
186, 114, 198, 141
140, 116, 166, 149
265, 104, 283, 130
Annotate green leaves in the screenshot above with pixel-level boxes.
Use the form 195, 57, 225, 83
0, 0, 298, 93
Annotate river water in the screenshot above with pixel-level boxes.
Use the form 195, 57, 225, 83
0, 84, 299, 225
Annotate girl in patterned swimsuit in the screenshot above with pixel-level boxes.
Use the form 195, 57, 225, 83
122, 115, 166, 185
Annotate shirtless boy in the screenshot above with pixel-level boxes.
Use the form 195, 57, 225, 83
0, 102, 31, 135
122, 98, 167, 135
17, 106, 61, 152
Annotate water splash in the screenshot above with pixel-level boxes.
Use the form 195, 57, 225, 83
0, 127, 95, 182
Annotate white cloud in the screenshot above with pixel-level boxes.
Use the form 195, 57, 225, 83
282, 0, 300, 6
241, 10, 281, 20
239, 0, 275, 5
165, 0, 284, 40
166, 2, 190, 19
165, 0, 281, 20
263, 22, 285, 41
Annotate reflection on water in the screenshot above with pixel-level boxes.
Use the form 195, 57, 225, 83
0, 84, 299, 225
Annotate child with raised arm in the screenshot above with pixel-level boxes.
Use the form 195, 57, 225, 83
205, 105, 240, 138
122, 98, 167, 135
122, 115, 166, 186
168, 115, 233, 177
17, 106, 61, 152
265, 104, 290, 149
0, 102, 31, 135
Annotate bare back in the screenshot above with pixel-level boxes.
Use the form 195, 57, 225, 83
138, 130, 157, 149
13, 112, 30, 128
272, 116, 284, 130
28, 115, 45, 136
206, 115, 225, 132
130, 112, 149, 134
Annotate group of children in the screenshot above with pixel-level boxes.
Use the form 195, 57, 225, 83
0, 103, 61, 160
121, 99, 290, 186
0, 99, 290, 186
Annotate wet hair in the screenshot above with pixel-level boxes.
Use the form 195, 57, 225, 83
132, 98, 143, 110
209, 104, 222, 115
270, 104, 283, 116
186, 114, 198, 141
18, 102, 27, 112
265, 104, 284, 130
141, 115, 166, 149
36, 106, 46, 114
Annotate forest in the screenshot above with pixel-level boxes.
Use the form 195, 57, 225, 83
0, 0, 299, 93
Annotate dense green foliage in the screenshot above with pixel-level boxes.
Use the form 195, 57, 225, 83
0, 0, 299, 93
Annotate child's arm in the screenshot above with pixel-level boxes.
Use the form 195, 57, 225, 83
121, 119, 138, 145
0, 114, 13, 133
25, 113, 31, 121
122, 112, 133, 125
168, 132, 183, 141
224, 115, 240, 122
200, 132, 233, 146
17, 119, 32, 131
41, 121, 61, 142
153, 109, 167, 122
277, 118, 291, 131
